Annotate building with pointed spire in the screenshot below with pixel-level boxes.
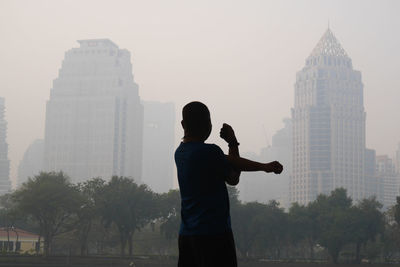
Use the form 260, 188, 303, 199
0, 97, 11, 194
43, 39, 143, 183
289, 29, 366, 205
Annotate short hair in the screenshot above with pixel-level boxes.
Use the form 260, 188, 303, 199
182, 101, 210, 137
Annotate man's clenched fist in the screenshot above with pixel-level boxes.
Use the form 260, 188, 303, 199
220, 123, 237, 144
266, 161, 283, 174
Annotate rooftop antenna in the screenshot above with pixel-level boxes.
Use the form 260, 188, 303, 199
328, 19, 330, 30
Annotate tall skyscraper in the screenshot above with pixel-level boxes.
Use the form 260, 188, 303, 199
0, 97, 11, 194
17, 139, 44, 187
290, 29, 366, 205
142, 101, 175, 193
44, 39, 143, 183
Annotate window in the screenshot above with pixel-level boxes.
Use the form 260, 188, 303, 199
7, 241, 13, 251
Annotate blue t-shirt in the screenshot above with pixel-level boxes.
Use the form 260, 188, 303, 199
175, 142, 232, 235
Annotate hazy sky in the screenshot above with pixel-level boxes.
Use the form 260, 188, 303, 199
1, 0, 399, 186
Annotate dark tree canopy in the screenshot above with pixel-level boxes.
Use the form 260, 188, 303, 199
97, 176, 160, 256
12, 172, 82, 256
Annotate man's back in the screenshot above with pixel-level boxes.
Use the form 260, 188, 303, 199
175, 142, 231, 235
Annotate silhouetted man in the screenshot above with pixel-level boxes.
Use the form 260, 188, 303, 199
175, 101, 283, 267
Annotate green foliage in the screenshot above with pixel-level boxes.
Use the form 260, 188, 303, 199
383, 198, 400, 261
232, 201, 266, 257
286, 189, 385, 264
288, 202, 316, 259
394, 196, 400, 225
254, 200, 288, 259
11, 171, 82, 256
96, 176, 160, 256
74, 178, 106, 256
2, 174, 394, 264
350, 197, 384, 263
159, 189, 180, 241
312, 188, 353, 263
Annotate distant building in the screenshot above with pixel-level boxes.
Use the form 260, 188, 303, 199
0, 227, 42, 254
290, 29, 366, 205
238, 118, 292, 208
142, 101, 175, 193
364, 148, 383, 202
44, 39, 143, 183
376, 155, 399, 209
396, 143, 400, 174
17, 139, 44, 188
0, 98, 11, 195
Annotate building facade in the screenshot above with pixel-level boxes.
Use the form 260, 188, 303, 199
44, 39, 143, 183
0, 98, 11, 195
17, 139, 44, 187
364, 148, 382, 202
0, 227, 42, 254
142, 101, 175, 193
290, 29, 366, 205
376, 155, 399, 209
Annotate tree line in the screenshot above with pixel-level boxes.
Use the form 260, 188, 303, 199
1, 171, 400, 264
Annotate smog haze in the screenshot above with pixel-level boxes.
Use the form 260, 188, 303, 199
1, 0, 399, 186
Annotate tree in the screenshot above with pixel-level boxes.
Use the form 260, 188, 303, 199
383, 197, 400, 261
97, 176, 159, 256
254, 200, 288, 259
231, 201, 265, 258
288, 202, 317, 259
394, 196, 400, 226
350, 197, 384, 263
75, 178, 106, 256
313, 188, 353, 264
227, 186, 241, 210
0, 194, 18, 253
12, 172, 82, 256
160, 189, 181, 242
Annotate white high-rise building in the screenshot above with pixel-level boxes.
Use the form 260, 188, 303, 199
0, 97, 11, 194
44, 39, 143, 183
142, 101, 175, 193
290, 29, 366, 205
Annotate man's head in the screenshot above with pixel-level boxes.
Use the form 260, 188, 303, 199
181, 101, 212, 141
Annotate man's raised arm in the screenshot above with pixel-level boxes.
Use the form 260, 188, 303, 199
220, 123, 283, 186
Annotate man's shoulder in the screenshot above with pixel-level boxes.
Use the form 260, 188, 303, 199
199, 143, 224, 154
175, 142, 223, 156
206, 143, 223, 152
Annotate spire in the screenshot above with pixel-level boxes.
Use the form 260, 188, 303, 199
309, 28, 348, 58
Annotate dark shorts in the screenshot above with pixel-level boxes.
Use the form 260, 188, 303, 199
178, 230, 237, 267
